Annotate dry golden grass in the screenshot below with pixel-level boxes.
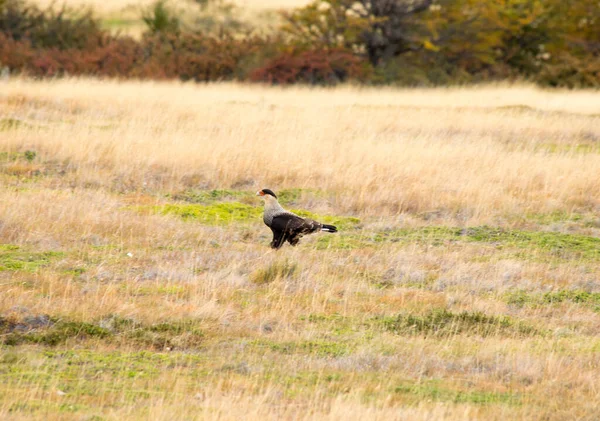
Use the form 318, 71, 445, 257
0, 78, 599, 420
2, 79, 599, 220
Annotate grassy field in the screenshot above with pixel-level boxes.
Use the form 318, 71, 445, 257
1, 78, 599, 420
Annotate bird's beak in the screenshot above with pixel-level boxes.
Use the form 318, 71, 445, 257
256, 191, 263, 196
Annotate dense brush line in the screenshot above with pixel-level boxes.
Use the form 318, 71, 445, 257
0, 0, 599, 87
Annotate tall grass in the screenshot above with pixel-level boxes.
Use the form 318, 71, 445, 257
1, 79, 599, 221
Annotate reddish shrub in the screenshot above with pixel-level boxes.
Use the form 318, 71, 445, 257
158, 32, 266, 82
0, 31, 270, 80
250, 48, 370, 85
4, 2, 355, 84
0, 8, 282, 83
0, 32, 140, 77
0, 32, 33, 70
91, 38, 143, 77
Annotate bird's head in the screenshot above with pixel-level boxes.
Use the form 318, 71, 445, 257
256, 189, 277, 201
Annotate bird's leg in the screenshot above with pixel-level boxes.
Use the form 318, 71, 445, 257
271, 232, 286, 249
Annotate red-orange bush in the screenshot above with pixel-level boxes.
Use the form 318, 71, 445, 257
0, 35, 140, 77
0, 32, 33, 70
143, 33, 252, 81
0, 0, 277, 80
250, 48, 369, 85
0, 30, 273, 81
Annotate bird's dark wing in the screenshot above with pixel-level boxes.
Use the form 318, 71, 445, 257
268, 214, 302, 249
269, 214, 322, 248
271, 213, 307, 231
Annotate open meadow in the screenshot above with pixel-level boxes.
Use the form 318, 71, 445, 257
1, 79, 600, 420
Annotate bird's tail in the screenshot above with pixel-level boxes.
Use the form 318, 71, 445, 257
321, 224, 337, 233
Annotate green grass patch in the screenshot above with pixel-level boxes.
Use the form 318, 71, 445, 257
0, 315, 205, 349
276, 188, 325, 205
301, 310, 540, 340
317, 226, 600, 260
394, 381, 522, 405
171, 189, 253, 204
402, 226, 600, 260
250, 339, 350, 357
317, 226, 471, 250
170, 188, 324, 206
0, 118, 32, 131
40, 348, 204, 370
542, 290, 600, 304
1, 319, 110, 346
142, 201, 360, 228
130, 284, 188, 296
304, 313, 348, 323
0, 347, 358, 415
315, 233, 376, 250
395, 226, 600, 260
507, 290, 600, 312
153, 202, 261, 224
293, 209, 360, 230
517, 211, 600, 229
301, 313, 357, 336
145, 188, 360, 228
0, 149, 37, 163
0, 348, 208, 398
0, 244, 63, 272
523, 210, 584, 224
376, 308, 539, 337
101, 18, 140, 30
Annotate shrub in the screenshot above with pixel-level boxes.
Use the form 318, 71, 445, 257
142, 0, 180, 35
3, 0, 599, 87
0, 32, 32, 70
251, 48, 370, 85
0, 0, 106, 50
137, 31, 270, 81
0, 24, 270, 80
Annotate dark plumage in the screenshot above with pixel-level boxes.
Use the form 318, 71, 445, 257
261, 188, 277, 198
257, 188, 337, 249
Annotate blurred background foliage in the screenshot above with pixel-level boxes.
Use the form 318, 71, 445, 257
0, 0, 598, 86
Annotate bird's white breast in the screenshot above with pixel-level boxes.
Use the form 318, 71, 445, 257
263, 200, 292, 226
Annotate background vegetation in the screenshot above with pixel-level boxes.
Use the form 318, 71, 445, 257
0, 0, 599, 86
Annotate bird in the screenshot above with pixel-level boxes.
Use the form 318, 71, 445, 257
256, 189, 337, 249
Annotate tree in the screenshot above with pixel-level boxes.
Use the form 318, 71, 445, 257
538, 0, 600, 86
423, 0, 550, 75
282, 0, 433, 66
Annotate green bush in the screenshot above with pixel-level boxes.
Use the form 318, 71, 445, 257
0, 0, 106, 50
142, 0, 180, 35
